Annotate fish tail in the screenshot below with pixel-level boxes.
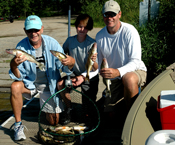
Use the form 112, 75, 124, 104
105, 89, 111, 98
38, 63, 45, 71
85, 75, 90, 82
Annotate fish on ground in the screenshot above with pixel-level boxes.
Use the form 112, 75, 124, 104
101, 58, 111, 98
85, 42, 97, 82
6, 49, 45, 71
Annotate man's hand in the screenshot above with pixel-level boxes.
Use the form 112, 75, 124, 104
91, 52, 97, 62
71, 75, 84, 87
61, 55, 75, 69
10, 52, 27, 78
10, 53, 27, 69
100, 68, 120, 79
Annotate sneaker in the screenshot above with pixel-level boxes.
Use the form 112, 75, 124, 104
13, 124, 27, 141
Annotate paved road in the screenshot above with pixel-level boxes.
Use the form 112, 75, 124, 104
0, 16, 105, 100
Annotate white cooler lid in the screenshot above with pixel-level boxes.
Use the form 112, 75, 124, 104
160, 90, 175, 108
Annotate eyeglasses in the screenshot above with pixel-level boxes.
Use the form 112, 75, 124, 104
103, 12, 117, 18
26, 29, 40, 33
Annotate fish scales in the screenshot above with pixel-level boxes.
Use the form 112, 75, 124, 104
101, 58, 111, 98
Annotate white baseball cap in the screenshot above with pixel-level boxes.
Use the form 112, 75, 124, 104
102, 0, 121, 14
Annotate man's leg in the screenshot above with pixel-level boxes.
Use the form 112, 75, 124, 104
57, 79, 71, 108
10, 81, 31, 141
10, 81, 31, 123
122, 72, 139, 111
57, 79, 72, 125
46, 113, 59, 126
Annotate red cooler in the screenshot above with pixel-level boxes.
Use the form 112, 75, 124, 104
157, 90, 175, 130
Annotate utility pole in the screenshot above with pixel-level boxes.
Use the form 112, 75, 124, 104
68, 4, 71, 37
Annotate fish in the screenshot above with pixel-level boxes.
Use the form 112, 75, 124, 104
38, 131, 64, 144
85, 42, 97, 82
73, 125, 88, 131
55, 126, 72, 132
6, 49, 45, 71
50, 50, 67, 61
50, 50, 67, 76
100, 58, 111, 98
49, 125, 88, 132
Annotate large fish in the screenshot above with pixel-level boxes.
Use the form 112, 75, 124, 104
101, 58, 111, 98
6, 49, 45, 71
85, 43, 97, 82
50, 50, 67, 61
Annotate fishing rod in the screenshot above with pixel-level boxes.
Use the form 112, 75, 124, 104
0, 92, 39, 128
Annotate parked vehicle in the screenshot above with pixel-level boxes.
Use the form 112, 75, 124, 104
0, 15, 20, 23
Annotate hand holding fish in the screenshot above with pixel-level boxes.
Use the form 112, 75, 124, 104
12, 52, 27, 67
50, 50, 75, 70
90, 52, 97, 62
61, 55, 75, 70
9, 52, 27, 78
100, 68, 120, 79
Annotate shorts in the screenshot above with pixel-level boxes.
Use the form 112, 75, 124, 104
134, 70, 147, 87
103, 70, 147, 112
23, 90, 64, 113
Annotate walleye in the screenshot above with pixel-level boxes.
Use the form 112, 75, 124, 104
85, 42, 97, 82
50, 50, 67, 61
73, 125, 88, 131
101, 58, 111, 98
50, 50, 67, 76
6, 49, 45, 71
49, 125, 88, 132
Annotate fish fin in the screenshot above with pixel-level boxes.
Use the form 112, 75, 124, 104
38, 63, 45, 71
109, 80, 111, 85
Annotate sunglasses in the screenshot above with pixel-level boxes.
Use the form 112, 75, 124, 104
103, 12, 117, 18
26, 29, 40, 33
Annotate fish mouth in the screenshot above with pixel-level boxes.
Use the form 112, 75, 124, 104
5, 49, 11, 54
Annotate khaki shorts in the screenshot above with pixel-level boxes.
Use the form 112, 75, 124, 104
103, 70, 147, 112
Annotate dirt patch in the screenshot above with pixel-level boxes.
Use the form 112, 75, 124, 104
0, 16, 102, 57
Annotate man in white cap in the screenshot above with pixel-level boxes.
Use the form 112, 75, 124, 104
9, 15, 75, 141
96, 0, 147, 114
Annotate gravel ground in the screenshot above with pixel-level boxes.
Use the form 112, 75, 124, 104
0, 16, 102, 57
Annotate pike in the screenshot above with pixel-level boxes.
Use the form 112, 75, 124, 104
6, 49, 45, 71
85, 43, 97, 82
101, 58, 111, 98
50, 50, 67, 61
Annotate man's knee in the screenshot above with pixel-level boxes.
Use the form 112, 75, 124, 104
11, 81, 24, 92
122, 72, 139, 86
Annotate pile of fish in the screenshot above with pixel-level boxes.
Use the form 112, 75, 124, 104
38, 125, 88, 144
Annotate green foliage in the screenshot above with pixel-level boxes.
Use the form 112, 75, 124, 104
136, 0, 175, 83
80, 0, 105, 27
